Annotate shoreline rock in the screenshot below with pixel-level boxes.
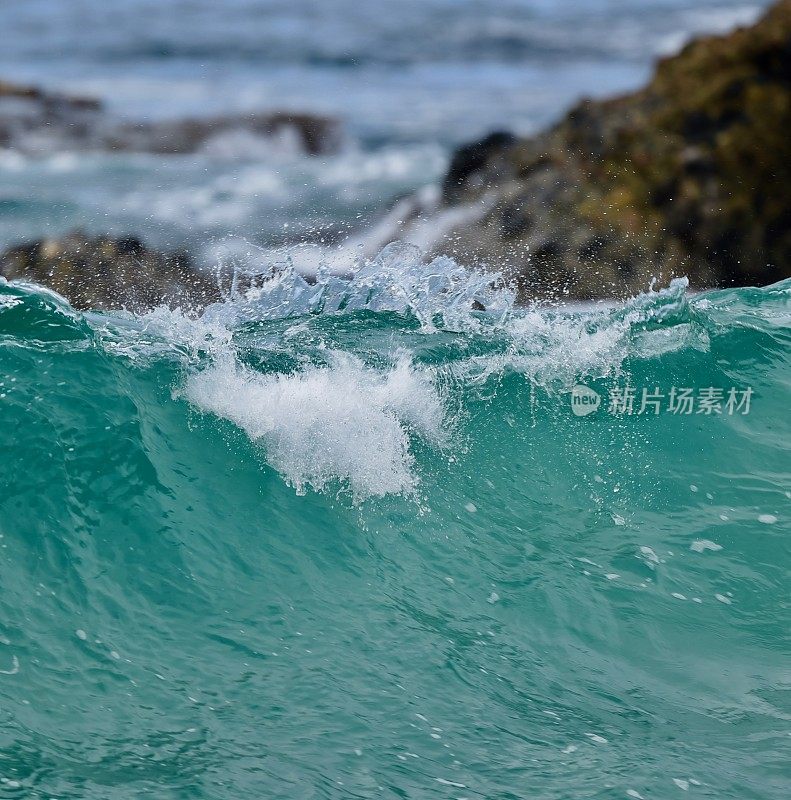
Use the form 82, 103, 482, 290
0, 79, 342, 157
0, 79, 104, 153
430, 0, 791, 300
0, 233, 220, 313
103, 112, 342, 157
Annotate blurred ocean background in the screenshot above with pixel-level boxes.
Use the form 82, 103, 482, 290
0, 0, 768, 261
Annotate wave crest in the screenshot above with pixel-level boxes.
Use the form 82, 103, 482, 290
202, 241, 516, 331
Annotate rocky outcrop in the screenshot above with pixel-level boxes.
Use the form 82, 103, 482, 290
103, 112, 342, 156
0, 79, 342, 156
433, 0, 791, 300
0, 80, 104, 152
0, 233, 220, 313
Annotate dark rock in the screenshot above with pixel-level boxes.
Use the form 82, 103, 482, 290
103, 111, 343, 156
434, 0, 791, 300
0, 232, 221, 313
0, 80, 104, 151
442, 131, 517, 204
499, 202, 533, 240
0, 78, 343, 156
0, 79, 102, 111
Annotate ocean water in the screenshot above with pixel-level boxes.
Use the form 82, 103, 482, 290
1, 249, 789, 798
0, 0, 768, 257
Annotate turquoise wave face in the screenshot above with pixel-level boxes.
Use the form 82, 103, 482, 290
0, 257, 789, 799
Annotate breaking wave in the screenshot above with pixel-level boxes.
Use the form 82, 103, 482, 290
0, 247, 789, 799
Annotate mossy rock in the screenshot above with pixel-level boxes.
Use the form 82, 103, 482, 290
439, 0, 791, 300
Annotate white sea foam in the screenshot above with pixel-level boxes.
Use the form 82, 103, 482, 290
185, 351, 445, 499
690, 539, 722, 553
451, 276, 697, 389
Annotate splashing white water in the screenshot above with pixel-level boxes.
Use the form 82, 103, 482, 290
450, 277, 699, 389
185, 352, 445, 499
201, 240, 515, 331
